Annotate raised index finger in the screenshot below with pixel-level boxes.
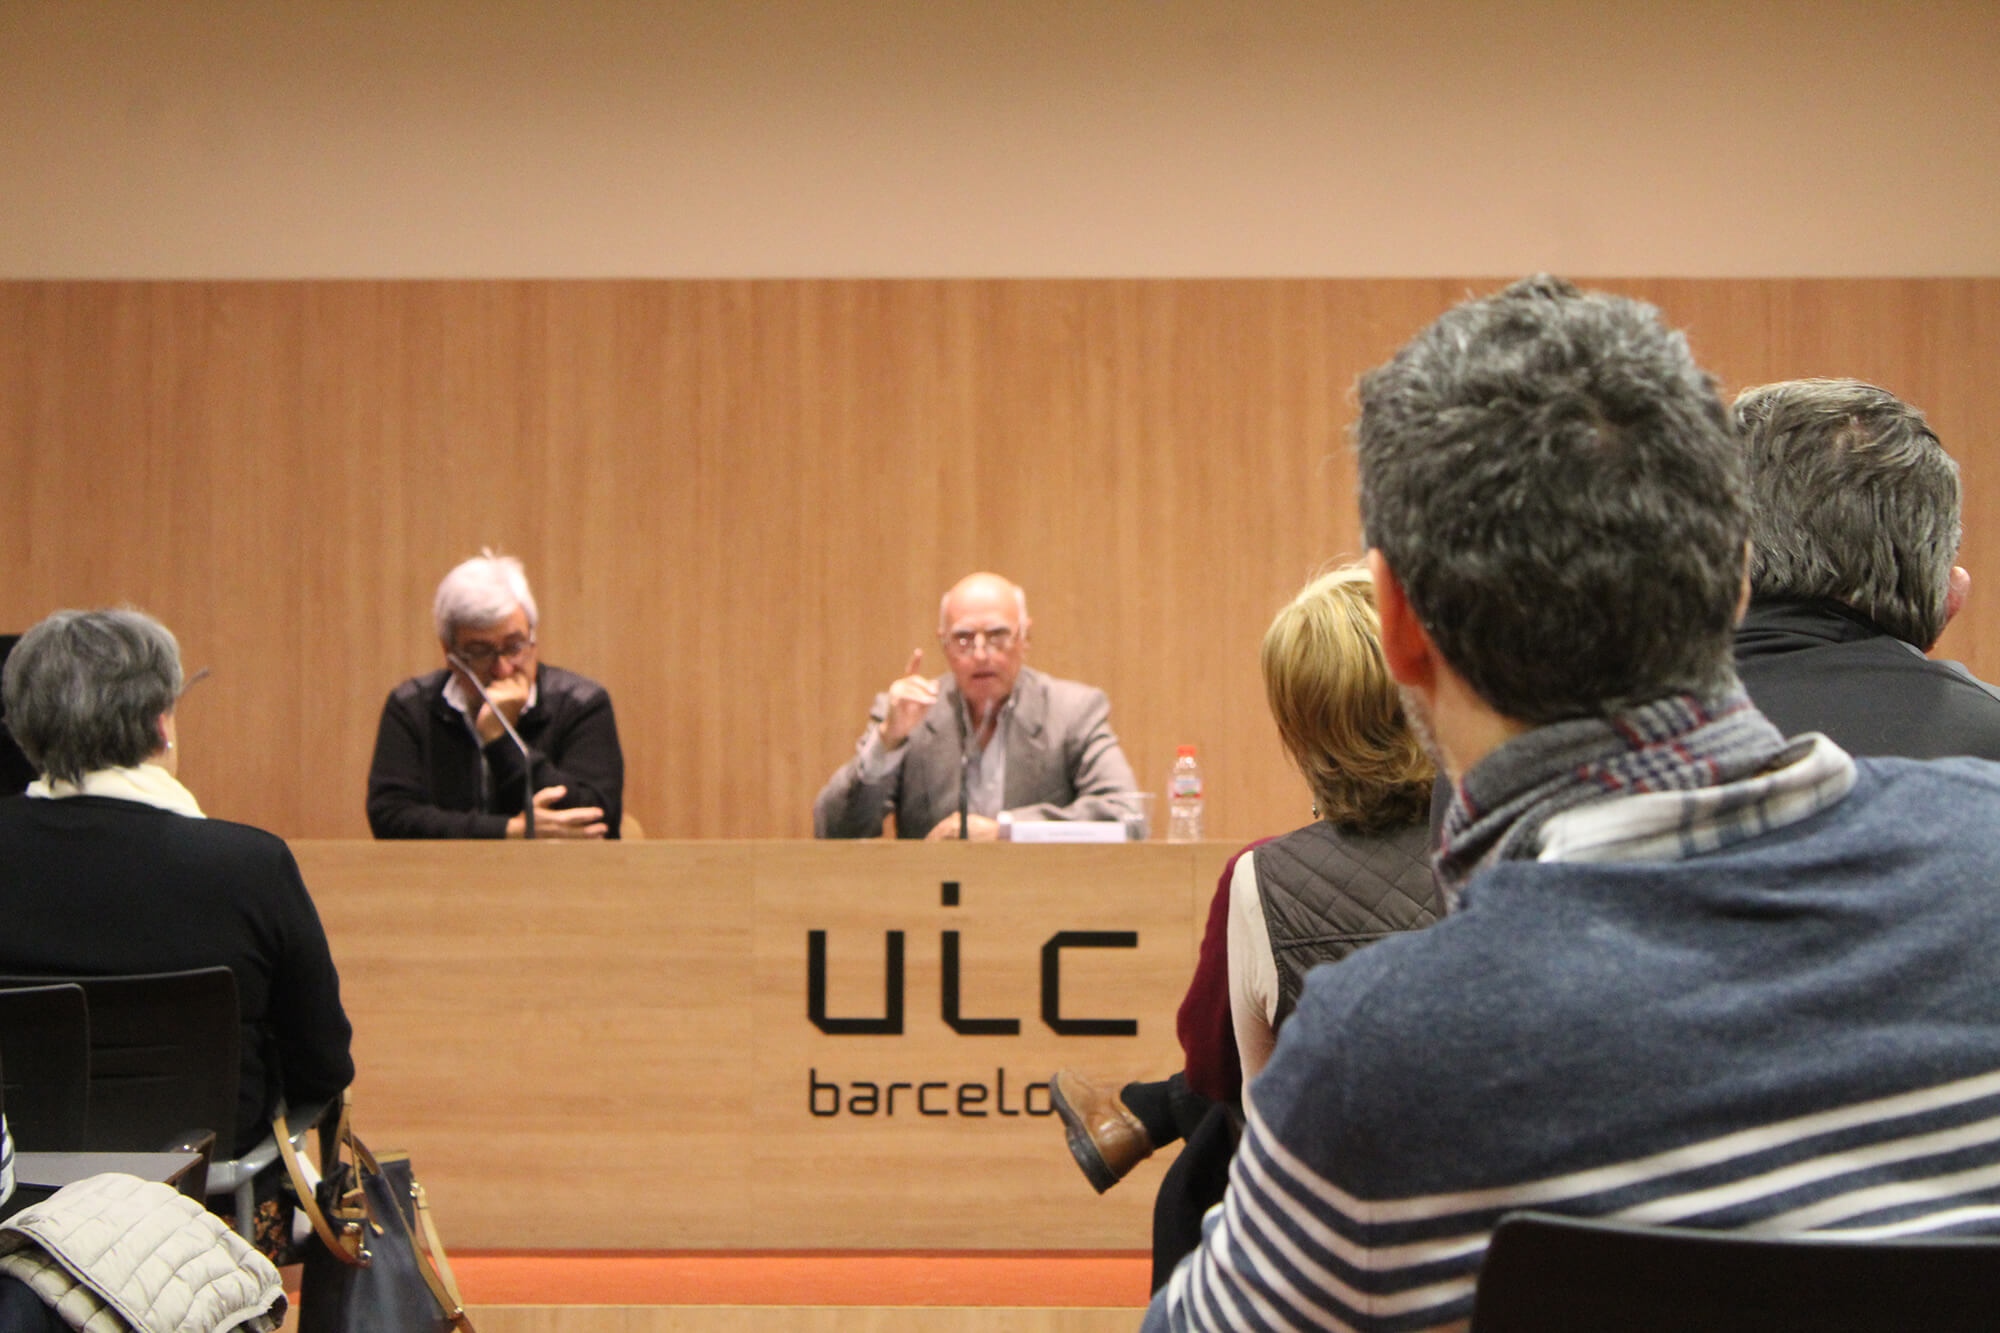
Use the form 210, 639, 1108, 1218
904, 647, 924, 678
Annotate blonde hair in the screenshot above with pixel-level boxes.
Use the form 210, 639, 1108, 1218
1261, 563, 1435, 831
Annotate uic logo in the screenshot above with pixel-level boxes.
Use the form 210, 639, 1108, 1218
806, 880, 1137, 1037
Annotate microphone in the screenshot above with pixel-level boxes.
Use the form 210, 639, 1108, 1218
448, 654, 536, 840
955, 691, 974, 840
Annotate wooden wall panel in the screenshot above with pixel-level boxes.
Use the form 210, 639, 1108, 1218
3, 280, 1996, 841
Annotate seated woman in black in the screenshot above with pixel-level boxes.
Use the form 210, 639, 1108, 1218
0, 608, 353, 1251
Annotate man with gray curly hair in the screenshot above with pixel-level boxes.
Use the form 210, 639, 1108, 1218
1148, 279, 2000, 1332
1732, 378, 2000, 758
367, 551, 624, 838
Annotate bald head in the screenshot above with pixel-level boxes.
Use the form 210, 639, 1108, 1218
939, 573, 1028, 633
937, 572, 1031, 718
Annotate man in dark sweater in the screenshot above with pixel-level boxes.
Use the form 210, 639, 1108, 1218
1414, 375, 2000, 832
1732, 378, 2000, 759
1148, 279, 2000, 1332
367, 551, 623, 839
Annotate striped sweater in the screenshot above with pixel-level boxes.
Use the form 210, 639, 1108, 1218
1147, 752, 2000, 1332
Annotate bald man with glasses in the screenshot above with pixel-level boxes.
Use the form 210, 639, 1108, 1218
367, 551, 623, 839
814, 571, 1138, 840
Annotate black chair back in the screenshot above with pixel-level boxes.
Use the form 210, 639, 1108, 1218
1472, 1210, 2000, 1333
0, 635, 31, 796
0, 968, 238, 1154
0, 983, 89, 1150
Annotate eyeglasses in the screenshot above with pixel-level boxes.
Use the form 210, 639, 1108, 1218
942, 627, 1017, 655
454, 636, 536, 668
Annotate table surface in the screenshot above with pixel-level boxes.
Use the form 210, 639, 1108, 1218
14, 1150, 205, 1189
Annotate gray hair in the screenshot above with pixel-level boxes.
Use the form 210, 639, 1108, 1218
1355, 275, 1749, 723
1734, 379, 1960, 650
432, 550, 539, 644
2, 608, 184, 783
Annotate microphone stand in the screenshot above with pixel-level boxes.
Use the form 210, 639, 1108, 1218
956, 692, 975, 840
448, 654, 536, 839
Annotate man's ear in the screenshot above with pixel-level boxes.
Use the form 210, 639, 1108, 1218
1946, 565, 1971, 630
1736, 543, 1755, 623
1367, 548, 1435, 691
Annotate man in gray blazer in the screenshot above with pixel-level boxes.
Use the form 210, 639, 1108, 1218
814, 572, 1138, 840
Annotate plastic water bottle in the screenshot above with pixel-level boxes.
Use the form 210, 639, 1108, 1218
1167, 745, 1204, 842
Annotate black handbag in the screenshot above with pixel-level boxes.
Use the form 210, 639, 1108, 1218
276, 1094, 474, 1333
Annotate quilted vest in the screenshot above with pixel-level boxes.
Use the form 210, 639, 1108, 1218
1256, 818, 1441, 1027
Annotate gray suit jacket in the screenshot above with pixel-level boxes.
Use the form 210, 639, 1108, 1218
813, 666, 1138, 838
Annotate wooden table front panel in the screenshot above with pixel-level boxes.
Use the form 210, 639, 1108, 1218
293, 840, 1236, 1249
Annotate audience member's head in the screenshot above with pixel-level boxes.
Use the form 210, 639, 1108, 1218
1261, 563, 1434, 831
936, 572, 1032, 717
1734, 378, 1962, 650
2, 608, 183, 783
1355, 275, 1748, 724
433, 549, 540, 689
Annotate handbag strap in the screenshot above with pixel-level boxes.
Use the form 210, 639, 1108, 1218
360, 1143, 473, 1330
273, 1100, 363, 1265
410, 1174, 474, 1330
275, 1095, 477, 1330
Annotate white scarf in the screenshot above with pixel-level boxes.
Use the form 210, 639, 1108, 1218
27, 764, 206, 818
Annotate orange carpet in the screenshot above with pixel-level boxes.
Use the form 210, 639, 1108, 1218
447, 1252, 1154, 1307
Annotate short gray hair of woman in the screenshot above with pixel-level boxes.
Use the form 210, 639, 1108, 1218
2, 608, 184, 783
432, 550, 539, 644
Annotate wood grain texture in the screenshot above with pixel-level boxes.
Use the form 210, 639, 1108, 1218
293, 840, 1233, 1250
3, 280, 1996, 841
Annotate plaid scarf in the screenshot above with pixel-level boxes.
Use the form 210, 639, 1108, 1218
1436, 686, 1790, 895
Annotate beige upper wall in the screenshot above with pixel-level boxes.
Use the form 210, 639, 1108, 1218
4, 0, 1996, 279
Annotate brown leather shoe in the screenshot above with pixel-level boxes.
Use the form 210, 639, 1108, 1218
1051, 1070, 1154, 1193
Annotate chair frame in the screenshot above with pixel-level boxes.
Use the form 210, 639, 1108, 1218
0, 968, 327, 1240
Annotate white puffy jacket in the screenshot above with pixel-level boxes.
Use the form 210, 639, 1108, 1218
0, 1173, 283, 1333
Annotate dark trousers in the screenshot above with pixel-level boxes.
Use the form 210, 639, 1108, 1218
1119, 1072, 1244, 1292
1119, 1071, 1215, 1148
1149, 1099, 1241, 1291
0, 1275, 69, 1333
